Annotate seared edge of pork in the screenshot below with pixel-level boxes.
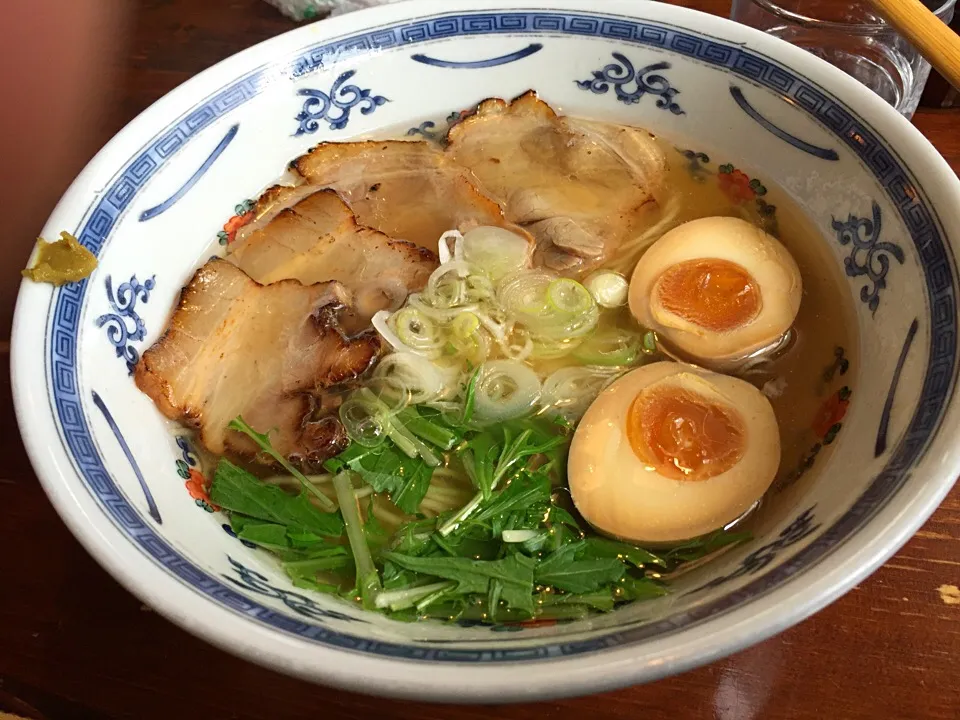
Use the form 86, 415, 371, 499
135, 258, 380, 465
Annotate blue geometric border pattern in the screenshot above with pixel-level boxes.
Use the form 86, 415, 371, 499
48, 11, 957, 663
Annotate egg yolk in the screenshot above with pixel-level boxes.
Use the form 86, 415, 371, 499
654, 258, 761, 332
626, 384, 746, 481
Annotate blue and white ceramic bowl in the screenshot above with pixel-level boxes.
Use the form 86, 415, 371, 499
13, 0, 960, 702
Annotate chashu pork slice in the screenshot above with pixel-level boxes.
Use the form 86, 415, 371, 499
276, 140, 527, 250
446, 91, 669, 275
228, 189, 437, 322
135, 258, 380, 464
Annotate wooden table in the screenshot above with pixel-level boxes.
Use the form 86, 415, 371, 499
2, 1, 959, 718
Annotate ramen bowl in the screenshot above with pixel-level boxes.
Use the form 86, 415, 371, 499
12, 0, 960, 702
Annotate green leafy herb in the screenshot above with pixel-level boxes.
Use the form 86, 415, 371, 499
493, 427, 566, 488
461, 367, 481, 424
545, 505, 582, 531
642, 331, 658, 354
662, 529, 752, 567
229, 516, 336, 564
228, 416, 336, 512
389, 519, 436, 557
535, 543, 626, 593
533, 604, 594, 620
390, 463, 433, 515
465, 432, 500, 500
282, 550, 352, 575
364, 499, 389, 554
210, 459, 343, 537
473, 471, 551, 525
582, 537, 667, 568
382, 559, 423, 591
287, 575, 341, 594
348, 388, 442, 466
540, 589, 615, 613
287, 529, 329, 550
385, 552, 537, 615
395, 407, 459, 450
375, 581, 457, 611
237, 522, 289, 549
487, 579, 504, 621
437, 420, 568, 536
332, 471, 381, 609
431, 530, 501, 561
616, 575, 667, 602
282, 547, 352, 588
215, 395, 683, 623
326, 442, 433, 514
415, 582, 455, 612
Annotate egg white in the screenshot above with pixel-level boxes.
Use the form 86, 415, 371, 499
629, 216, 802, 364
567, 361, 781, 544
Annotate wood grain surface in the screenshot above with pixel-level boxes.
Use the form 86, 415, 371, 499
2, 1, 960, 718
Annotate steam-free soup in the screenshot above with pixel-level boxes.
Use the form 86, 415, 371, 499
135, 92, 854, 624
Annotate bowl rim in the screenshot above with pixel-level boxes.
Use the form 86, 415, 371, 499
12, 0, 960, 702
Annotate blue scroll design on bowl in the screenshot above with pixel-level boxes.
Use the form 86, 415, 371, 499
876, 318, 920, 457
675, 148, 712, 182
139, 123, 239, 222
95, 274, 156, 374
411, 42, 543, 69
832, 201, 906, 314
223, 556, 363, 623
407, 111, 460, 142
729, 86, 839, 161
176, 435, 198, 470
91, 390, 161, 524
407, 121, 443, 140
576, 53, 684, 115
295, 70, 388, 135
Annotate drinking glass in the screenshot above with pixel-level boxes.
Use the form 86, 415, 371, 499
730, 0, 958, 118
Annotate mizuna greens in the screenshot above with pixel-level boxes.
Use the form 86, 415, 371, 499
206, 226, 751, 623
211, 408, 749, 623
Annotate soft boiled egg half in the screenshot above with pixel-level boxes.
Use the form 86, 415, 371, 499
567, 361, 780, 544
629, 216, 802, 366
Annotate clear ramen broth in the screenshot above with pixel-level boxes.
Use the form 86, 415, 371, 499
138, 94, 856, 625
655, 145, 856, 495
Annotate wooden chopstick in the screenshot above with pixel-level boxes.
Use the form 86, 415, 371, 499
867, 0, 960, 90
